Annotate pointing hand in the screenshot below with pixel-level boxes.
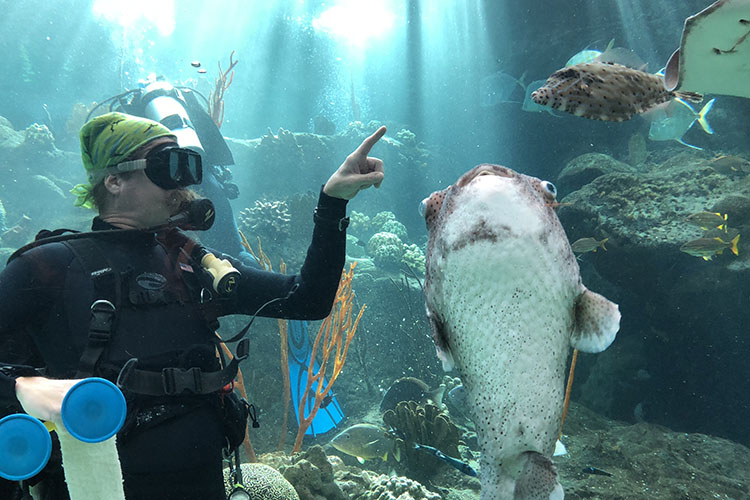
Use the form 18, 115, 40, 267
323, 126, 386, 200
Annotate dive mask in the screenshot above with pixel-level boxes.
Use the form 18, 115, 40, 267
111, 144, 202, 190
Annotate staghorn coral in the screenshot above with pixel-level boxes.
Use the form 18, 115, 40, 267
367, 232, 405, 271
223, 463, 299, 500
382, 401, 461, 480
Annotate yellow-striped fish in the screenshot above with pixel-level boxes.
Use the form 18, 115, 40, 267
680, 234, 740, 261
686, 212, 727, 232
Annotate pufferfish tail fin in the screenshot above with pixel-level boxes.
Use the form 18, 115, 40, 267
570, 287, 620, 353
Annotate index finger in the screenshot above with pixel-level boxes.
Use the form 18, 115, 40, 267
355, 126, 387, 156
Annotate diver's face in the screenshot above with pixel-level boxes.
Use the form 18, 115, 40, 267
107, 137, 197, 228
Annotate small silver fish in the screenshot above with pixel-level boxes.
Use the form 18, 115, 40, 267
531, 62, 701, 122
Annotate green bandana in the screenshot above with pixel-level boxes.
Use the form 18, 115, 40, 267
72, 112, 175, 209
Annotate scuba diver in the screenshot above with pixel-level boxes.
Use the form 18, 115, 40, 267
0, 111, 387, 499
86, 75, 253, 264
91, 76, 348, 436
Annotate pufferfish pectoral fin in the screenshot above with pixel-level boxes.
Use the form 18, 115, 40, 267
426, 305, 455, 371
570, 287, 621, 353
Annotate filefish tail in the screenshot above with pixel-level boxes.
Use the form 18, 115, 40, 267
674, 91, 703, 103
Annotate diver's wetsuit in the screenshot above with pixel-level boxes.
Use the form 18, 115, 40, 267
0, 189, 347, 500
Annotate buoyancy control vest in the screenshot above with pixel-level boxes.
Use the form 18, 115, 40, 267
9, 227, 250, 443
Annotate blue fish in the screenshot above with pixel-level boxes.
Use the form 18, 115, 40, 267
648, 98, 715, 150
565, 39, 615, 66
479, 70, 524, 107
414, 443, 478, 477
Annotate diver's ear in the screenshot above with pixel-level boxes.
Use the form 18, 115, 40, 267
103, 174, 122, 196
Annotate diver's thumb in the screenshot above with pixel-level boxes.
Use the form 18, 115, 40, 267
359, 171, 384, 189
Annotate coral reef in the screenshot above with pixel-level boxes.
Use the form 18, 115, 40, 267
237, 199, 292, 241
401, 244, 426, 275
382, 401, 461, 481
354, 473, 441, 500
223, 463, 299, 500
556, 152, 635, 196
367, 232, 405, 271
395, 129, 418, 148
0, 117, 24, 149
557, 150, 750, 446
381, 219, 408, 242
22, 123, 56, 152
279, 445, 347, 500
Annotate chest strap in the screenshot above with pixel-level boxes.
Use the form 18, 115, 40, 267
116, 338, 249, 396
63, 239, 122, 379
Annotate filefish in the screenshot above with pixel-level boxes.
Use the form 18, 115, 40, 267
329, 423, 396, 463
422, 164, 621, 500
648, 98, 715, 150
531, 62, 702, 122
686, 212, 727, 231
680, 235, 740, 261
570, 237, 608, 254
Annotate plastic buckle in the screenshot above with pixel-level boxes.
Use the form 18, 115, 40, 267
236, 339, 249, 361
161, 367, 202, 395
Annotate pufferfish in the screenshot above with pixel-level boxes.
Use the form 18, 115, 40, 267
422, 164, 621, 500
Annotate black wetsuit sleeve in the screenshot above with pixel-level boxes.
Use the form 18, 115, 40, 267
227, 187, 348, 320
0, 246, 66, 409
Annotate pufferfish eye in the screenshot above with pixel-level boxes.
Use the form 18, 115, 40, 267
541, 181, 557, 197
418, 198, 428, 217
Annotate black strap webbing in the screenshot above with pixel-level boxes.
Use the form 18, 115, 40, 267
116, 338, 249, 396
63, 239, 121, 378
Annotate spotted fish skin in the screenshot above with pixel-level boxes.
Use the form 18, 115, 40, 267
531, 62, 691, 121
422, 164, 620, 500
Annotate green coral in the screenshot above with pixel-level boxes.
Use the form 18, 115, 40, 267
349, 211, 372, 240
401, 244, 425, 275
371, 211, 396, 230
367, 232, 405, 271
381, 220, 408, 242
223, 463, 299, 500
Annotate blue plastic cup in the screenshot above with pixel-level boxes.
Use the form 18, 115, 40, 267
0, 413, 52, 480
61, 378, 126, 443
